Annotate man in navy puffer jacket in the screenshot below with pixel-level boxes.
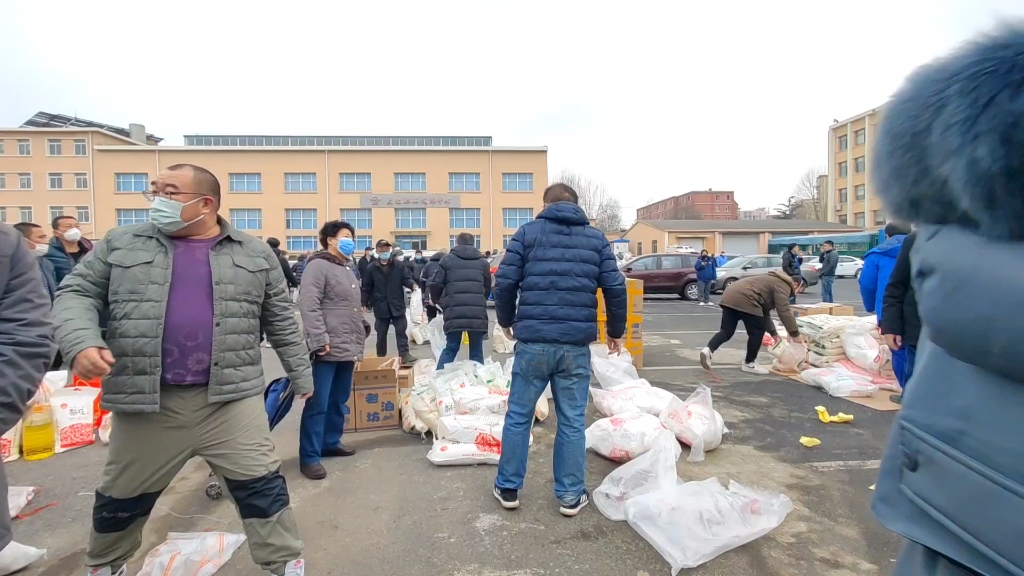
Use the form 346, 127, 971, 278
493, 183, 627, 517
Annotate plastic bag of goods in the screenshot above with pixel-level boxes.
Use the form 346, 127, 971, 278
659, 385, 726, 463
491, 324, 516, 354
97, 412, 113, 444
833, 359, 900, 391
761, 333, 777, 348
409, 386, 440, 434
535, 396, 550, 421
400, 389, 429, 436
590, 345, 640, 389
410, 295, 426, 324
31, 370, 69, 406
427, 315, 446, 360
426, 438, 501, 466
800, 367, 878, 397
772, 341, 808, 373
406, 311, 429, 345
624, 477, 794, 573
7, 486, 38, 519
590, 380, 675, 418
437, 414, 532, 446
137, 532, 248, 576
841, 319, 891, 373
452, 385, 509, 416
475, 359, 506, 389
72, 374, 106, 429
1, 423, 21, 463
428, 366, 475, 417
585, 412, 667, 462
413, 359, 436, 387
50, 387, 100, 453
594, 430, 682, 521
0, 541, 45, 575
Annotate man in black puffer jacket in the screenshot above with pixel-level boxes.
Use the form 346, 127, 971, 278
429, 233, 490, 368
419, 251, 445, 321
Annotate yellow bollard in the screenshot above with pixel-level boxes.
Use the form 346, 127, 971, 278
462, 332, 469, 345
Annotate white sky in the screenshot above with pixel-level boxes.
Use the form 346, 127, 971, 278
2, 1, 1022, 224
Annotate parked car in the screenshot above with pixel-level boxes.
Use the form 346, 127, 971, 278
802, 255, 864, 278
713, 254, 819, 292
621, 253, 702, 300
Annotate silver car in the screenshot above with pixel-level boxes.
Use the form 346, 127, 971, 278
712, 254, 819, 292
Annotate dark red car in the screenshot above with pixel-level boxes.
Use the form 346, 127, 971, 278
621, 252, 702, 300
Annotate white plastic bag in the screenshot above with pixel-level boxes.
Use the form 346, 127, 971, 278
841, 319, 890, 373
591, 348, 640, 389
400, 390, 429, 436
491, 324, 516, 354
410, 296, 425, 324
50, 387, 100, 453
413, 359, 436, 387
1, 423, 21, 463
97, 413, 112, 445
427, 315, 446, 360
0, 541, 45, 574
409, 388, 440, 434
426, 438, 501, 466
800, 367, 878, 397
406, 311, 428, 345
590, 380, 675, 417
437, 414, 505, 444
772, 341, 808, 373
452, 385, 509, 416
475, 359, 506, 389
137, 532, 248, 576
624, 477, 794, 573
534, 397, 550, 421
659, 385, 725, 463
585, 412, 667, 462
428, 366, 474, 417
594, 430, 681, 521
7, 487, 37, 518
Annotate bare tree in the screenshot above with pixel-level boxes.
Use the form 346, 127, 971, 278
552, 169, 624, 232
792, 167, 826, 220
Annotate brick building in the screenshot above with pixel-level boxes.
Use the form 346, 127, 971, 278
636, 190, 738, 222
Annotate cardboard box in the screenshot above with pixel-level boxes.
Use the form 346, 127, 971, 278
790, 303, 854, 318
353, 385, 399, 431
354, 357, 400, 388
343, 397, 355, 433
397, 368, 413, 390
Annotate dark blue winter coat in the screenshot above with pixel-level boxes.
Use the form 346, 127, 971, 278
694, 255, 717, 282
857, 234, 906, 319
494, 202, 627, 346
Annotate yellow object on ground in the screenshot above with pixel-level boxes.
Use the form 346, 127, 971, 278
462, 332, 469, 345
799, 436, 821, 448
869, 484, 876, 491
815, 405, 854, 424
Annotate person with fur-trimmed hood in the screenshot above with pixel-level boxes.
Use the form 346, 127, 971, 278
870, 24, 1024, 576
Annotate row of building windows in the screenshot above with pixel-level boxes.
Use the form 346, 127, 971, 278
835, 184, 867, 204
229, 207, 534, 232
0, 139, 88, 157
0, 173, 89, 190
183, 136, 493, 148
836, 157, 866, 178
0, 206, 91, 224
110, 172, 534, 193
836, 128, 867, 152
836, 210, 886, 227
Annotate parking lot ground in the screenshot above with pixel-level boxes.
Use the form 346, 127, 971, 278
12, 278, 902, 575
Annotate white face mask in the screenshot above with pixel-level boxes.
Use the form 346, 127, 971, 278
62, 228, 82, 242
31, 243, 48, 255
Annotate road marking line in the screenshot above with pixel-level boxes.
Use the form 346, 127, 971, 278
640, 365, 734, 371
802, 460, 881, 471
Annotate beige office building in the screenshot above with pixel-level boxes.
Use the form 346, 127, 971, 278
0, 112, 547, 253
826, 107, 887, 229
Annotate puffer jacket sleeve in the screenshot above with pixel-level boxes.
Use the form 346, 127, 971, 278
481, 258, 492, 298
494, 228, 526, 329
53, 232, 113, 365
427, 258, 446, 306
260, 248, 314, 395
771, 283, 800, 336
598, 241, 627, 339
298, 259, 329, 353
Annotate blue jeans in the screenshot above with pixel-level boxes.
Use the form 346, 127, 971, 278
299, 360, 355, 465
820, 275, 835, 303
892, 344, 917, 391
495, 342, 590, 504
699, 280, 714, 302
437, 330, 485, 369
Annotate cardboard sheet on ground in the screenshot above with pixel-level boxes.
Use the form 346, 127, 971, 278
770, 369, 901, 411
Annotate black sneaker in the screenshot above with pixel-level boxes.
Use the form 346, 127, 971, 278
400, 353, 418, 365
889, 394, 903, 405
493, 486, 520, 510
559, 490, 590, 517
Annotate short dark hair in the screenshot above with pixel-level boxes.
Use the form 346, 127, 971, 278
543, 183, 579, 204
364, 246, 372, 252
823, 240, 834, 247
455, 232, 476, 246
319, 220, 356, 250
884, 222, 912, 237
52, 215, 76, 230
266, 237, 281, 249
14, 222, 41, 239
166, 163, 221, 205
787, 243, 798, 251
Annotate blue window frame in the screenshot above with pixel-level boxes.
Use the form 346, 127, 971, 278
502, 173, 533, 192
448, 208, 481, 229
395, 208, 427, 229
229, 173, 262, 192
394, 235, 427, 250
340, 209, 371, 230
115, 173, 148, 192
502, 208, 534, 229
503, 234, 514, 248
229, 208, 262, 230
285, 208, 318, 230
449, 234, 481, 248
116, 208, 150, 226
448, 173, 480, 192
286, 236, 318, 252
285, 173, 317, 192
355, 235, 373, 251
339, 173, 372, 192
394, 173, 427, 192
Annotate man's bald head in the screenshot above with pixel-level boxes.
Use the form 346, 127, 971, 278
167, 163, 221, 206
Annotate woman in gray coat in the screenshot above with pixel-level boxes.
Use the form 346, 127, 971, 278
297, 220, 368, 480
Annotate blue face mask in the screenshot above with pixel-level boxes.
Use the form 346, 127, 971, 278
337, 238, 355, 257
379, 251, 391, 261
150, 196, 205, 233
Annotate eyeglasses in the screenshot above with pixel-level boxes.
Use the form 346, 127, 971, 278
142, 189, 204, 202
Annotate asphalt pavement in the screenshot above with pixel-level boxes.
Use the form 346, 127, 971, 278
9, 278, 903, 575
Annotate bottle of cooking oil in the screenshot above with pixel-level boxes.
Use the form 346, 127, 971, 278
22, 403, 54, 461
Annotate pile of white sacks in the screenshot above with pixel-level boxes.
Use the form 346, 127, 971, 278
399, 358, 549, 466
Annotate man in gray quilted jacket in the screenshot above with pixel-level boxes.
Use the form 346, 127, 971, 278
52, 164, 313, 576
